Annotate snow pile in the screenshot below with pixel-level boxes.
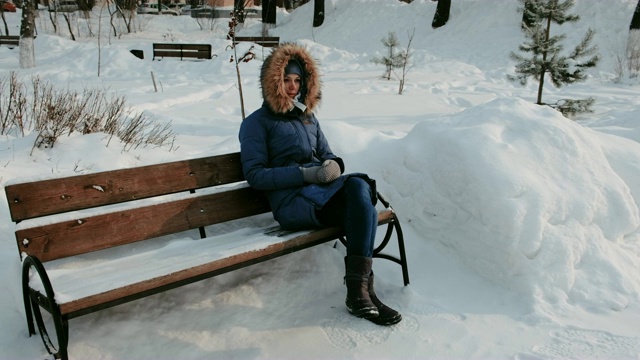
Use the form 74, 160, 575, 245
376, 97, 640, 313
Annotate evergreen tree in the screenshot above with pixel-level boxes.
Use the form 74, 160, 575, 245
521, 0, 538, 29
371, 32, 404, 80
509, 0, 599, 107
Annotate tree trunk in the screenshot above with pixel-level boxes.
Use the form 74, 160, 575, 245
19, 0, 36, 68
2, 10, 10, 36
63, 13, 76, 41
313, 0, 324, 27
431, 0, 450, 29
630, 0, 640, 30
262, 0, 276, 25
537, 15, 552, 105
235, 0, 245, 23
628, 0, 640, 74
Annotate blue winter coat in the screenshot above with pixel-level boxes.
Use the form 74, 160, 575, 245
239, 104, 351, 230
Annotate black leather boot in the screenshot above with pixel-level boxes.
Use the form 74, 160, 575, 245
367, 271, 402, 325
344, 257, 402, 325
344, 256, 379, 319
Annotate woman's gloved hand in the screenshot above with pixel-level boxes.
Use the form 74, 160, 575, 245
301, 160, 341, 184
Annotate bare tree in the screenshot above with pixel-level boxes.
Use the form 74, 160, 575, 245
1, 5, 10, 35
395, 29, 415, 95
111, 0, 138, 35
227, 12, 255, 120
62, 13, 76, 40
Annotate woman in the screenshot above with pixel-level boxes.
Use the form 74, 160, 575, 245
239, 43, 401, 326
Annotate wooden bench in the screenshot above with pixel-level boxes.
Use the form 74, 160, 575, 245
234, 36, 280, 48
0, 35, 20, 48
5, 152, 410, 360
152, 43, 212, 60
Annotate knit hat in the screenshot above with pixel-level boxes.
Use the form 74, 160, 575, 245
284, 59, 304, 78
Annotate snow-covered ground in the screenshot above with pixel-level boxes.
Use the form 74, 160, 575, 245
1, 0, 640, 358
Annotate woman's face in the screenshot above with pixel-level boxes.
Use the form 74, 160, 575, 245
284, 74, 301, 99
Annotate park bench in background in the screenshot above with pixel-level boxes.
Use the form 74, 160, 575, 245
152, 43, 212, 60
234, 36, 280, 48
0, 35, 21, 48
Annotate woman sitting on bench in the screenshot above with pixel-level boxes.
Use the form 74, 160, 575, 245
238, 43, 401, 326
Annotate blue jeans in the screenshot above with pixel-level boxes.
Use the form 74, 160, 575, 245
316, 177, 377, 257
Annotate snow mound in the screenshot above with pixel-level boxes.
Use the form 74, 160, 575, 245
384, 97, 640, 313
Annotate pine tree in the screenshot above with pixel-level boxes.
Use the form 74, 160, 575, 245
371, 32, 404, 80
509, 0, 599, 107
521, 0, 537, 29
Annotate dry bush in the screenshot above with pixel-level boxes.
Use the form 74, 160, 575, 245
0, 73, 175, 153
0, 72, 28, 136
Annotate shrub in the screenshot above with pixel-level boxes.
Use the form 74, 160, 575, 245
0, 72, 175, 153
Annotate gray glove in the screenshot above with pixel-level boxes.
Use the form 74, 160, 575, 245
301, 160, 341, 184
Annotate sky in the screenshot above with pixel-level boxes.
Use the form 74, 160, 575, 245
1, 0, 640, 359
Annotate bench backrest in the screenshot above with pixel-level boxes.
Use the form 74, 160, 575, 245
5, 152, 271, 262
234, 36, 280, 48
152, 43, 212, 59
0, 36, 20, 46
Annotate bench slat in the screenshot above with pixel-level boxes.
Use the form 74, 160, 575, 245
153, 43, 211, 50
5, 153, 243, 222
153, 51, 210, 59
0, 38, 20, 46
45, 209, 395, 317
1, 35, 36, 47
16, 186, 271, 262
234, 36, 279, 42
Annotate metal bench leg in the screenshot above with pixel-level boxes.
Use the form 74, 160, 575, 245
22, 256, 70, 360
371, 217, 410, 286
392, 214, 410, 286
337, 215, 410, 286
372, 192, 410, 286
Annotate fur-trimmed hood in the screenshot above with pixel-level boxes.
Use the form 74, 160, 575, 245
260, 43, 321, 116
